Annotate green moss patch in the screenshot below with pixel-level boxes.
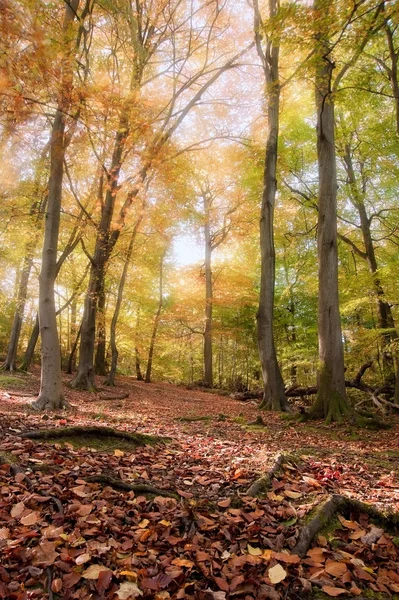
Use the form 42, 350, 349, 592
20, 425, 168, 452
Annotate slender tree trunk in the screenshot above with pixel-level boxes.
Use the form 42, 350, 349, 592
145, 250, 166, 383
32, 4, 80, 410
135, 308, 144, 381
67, 321, 81, 374
20, 315, 39, 372
106, 220, 141, 386
203, 192, 213, 387
254, 0, 288, 411
94, 280, 107, 375
309, 0, 349, 423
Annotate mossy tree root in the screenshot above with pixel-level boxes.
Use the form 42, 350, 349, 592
292, 493, 399, 557
19, 425, 167, 446
86, 474, 177, 498
246, 452, 292, 496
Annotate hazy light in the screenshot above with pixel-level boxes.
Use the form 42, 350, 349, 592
173, 235, 203, 266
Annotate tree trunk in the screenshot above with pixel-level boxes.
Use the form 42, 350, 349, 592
32, 1, 80, 410
106, 218, 142, 386
203, 192, 213, 387
94, 279, 107, 375
135, 308, 144, 381
309, 0, 349, 423
20, 315, 39, 372
67, 320, 81, 375
254, 0, 288, 411
145, 250, 166, 383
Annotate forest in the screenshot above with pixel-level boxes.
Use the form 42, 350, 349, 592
0, 0, 399, 599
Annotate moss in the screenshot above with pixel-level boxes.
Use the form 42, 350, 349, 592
0, 373, 29, 388
21, 426, 168, 451
0, 451, 18, 465
232, 416, 246, 425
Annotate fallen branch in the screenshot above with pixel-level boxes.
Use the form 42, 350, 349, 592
246, 453, 289, 496
98, 392, 129, 400
5, 390, 38, 397
86, 474, 177, 498
292, 493, 399, 557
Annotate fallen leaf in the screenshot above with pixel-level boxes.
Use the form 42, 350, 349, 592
247, 544, 262, 556
11, 501, 25, 518
114, 449, 125, 457
75, 553, 91, 565
321, 586, 347, 596
325, 560, 348, 578
82, 564, 111, 579
20, 511, 39, 526
116, 581, 143, 598
268, 563, 287, 584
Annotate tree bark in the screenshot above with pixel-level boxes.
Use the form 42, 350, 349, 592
106, 215, 143, 386
32, 0, 80, 410
203, 191, 213, 387
145, 249, 166, 383
94, 279, 107, 376
254, 0, 289, 411
309, 0, 349, 423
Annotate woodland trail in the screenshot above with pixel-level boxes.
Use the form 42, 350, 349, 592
0, 371, 399, 599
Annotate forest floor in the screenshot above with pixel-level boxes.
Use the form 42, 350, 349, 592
0, 369, 399, 600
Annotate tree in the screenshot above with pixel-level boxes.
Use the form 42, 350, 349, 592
71, 0, 253, 391
32, 0, 83, 410
253, 0, 290, 410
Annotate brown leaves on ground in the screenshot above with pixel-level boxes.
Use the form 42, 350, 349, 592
0, 374, 399, 599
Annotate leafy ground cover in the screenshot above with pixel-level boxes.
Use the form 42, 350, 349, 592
0, 371, 399, 599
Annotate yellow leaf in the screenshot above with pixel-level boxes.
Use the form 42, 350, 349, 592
119, 570, 138, 580
138, 519, 150, 529
247, 544, 262, 556
268, 563, 287, 584
159, 520, 171, 527
114, 449, 125, 457
75, 553, 91, 565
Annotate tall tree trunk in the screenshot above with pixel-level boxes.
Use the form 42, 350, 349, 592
254, 0, 289, 411
106, 218, 142, 386
145, 250, 166, 384
309, 0, 349, 423
203, 192, 213, 387
32, 0, 80, 410
94, 280, 107, 375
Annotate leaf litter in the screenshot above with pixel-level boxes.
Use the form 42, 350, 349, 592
0, 374, 399, 598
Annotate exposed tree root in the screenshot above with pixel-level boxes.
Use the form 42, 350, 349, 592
292, 493, 399, 557
19, 425, 167, 446
30, 393, 70, 411
246, 452, 292, 496
5, 390, 39, 397
98, 391, 129, 400
86, 474, 177, 498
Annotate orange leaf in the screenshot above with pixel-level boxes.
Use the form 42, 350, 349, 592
324, 560, 348, 578
321, 586, 348, 596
